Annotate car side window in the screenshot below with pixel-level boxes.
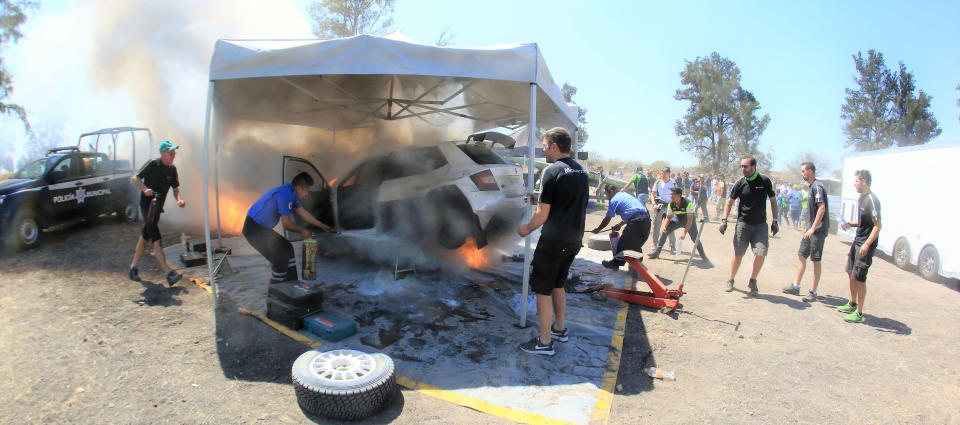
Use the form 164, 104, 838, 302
382, 147, 448, 181
51, 157, 76, 180
80, 155, 104, 176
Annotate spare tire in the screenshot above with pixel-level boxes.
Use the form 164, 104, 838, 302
292, 348, 397, 421
587, 233, 611, 251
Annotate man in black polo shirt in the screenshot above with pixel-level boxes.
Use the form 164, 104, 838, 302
782, 162, 829, 302
719, 155, 778, 296
517, 127, 588, 356
128, 140, 186, 286
837, 169, 881, 323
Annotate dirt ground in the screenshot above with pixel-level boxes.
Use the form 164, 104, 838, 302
0, 201, 957, 424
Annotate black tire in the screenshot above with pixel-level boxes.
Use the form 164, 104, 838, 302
292, 349, 397, 421
10, 208, 40, 250
918, 245, 940, 281
893, 238, 911, 270
117, 201, 140, 223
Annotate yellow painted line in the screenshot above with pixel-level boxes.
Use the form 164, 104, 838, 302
590, 301, 628, 425
183, 268, 617, 425
396, 375, 575, 425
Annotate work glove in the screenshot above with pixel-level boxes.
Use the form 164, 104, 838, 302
719, 219, 728, 235
771, 220, 780, 236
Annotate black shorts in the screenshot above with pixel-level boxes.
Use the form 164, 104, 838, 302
530, 240, 580, 296
846, 242, 876, 283
798, 232, 826, 261
139, 202, 161, 243
733, 222, 768, 256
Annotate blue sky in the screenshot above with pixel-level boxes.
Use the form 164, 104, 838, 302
2, 0, 958, 174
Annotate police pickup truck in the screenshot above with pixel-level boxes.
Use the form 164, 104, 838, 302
0, 146, 139, 250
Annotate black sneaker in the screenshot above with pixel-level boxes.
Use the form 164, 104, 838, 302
747, 279, 759, 297
519, 337, 555, 356
601, 260, 621, 270
166, 270, 182, 287
550, 327, 569, 343
647, 250, 661, 259
129, 267, 141, 282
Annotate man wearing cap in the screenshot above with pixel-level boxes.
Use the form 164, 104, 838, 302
128, 140, 185, 286
651, 167, 677, 254
621, 166, 650, 205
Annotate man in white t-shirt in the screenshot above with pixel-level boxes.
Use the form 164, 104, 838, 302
651, 167, 677, 253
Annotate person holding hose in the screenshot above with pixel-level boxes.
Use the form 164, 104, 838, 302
243, 172, 334, 287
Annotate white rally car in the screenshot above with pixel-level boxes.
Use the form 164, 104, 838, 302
284, 132, 527, 251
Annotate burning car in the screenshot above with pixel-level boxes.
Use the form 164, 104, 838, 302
284, 132, 526, 251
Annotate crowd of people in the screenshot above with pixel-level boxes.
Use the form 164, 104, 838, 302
588, 157, 881, 334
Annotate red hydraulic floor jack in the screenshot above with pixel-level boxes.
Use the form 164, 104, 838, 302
601, 250, 685, 313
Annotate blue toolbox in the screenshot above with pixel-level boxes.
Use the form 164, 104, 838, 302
303, 312, 357, 342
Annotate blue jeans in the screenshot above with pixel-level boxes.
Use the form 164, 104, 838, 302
637, 193, 649, 205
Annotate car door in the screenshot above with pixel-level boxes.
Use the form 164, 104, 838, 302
281, 156, 332, 241
76, 154, 110, 215
46, 155, 84, 220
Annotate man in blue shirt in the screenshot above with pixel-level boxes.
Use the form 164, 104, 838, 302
242, 172, 334, 285
788, 185, 803, 229
591, 185, 651, 270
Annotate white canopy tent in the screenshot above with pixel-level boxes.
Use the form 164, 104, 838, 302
201, 34, 578, 325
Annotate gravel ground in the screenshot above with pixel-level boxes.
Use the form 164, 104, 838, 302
0, 203, 957, 424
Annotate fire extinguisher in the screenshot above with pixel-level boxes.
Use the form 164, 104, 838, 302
609, 230, 620, 253
145, 194, 160, 224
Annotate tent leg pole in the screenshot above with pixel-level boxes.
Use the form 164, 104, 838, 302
520, 83, 537, 328
201, 82, 217, 309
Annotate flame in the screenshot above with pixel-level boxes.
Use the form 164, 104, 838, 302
219, 197, 248, 235
328, 177, 338, 186
456, 237, 489, 269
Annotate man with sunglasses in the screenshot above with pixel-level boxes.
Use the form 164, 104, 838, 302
719, 155, 778, 296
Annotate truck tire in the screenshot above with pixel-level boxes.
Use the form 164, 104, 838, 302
893, 238, 911, 270
292, 348, 397, 421
117, 201, 139, 223
10, 208, 40, 250
918, 245, 940, 281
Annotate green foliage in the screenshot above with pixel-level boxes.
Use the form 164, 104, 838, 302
782, 152, 831, 177
674, 52, 771, 178
0, 0, 36, 134
308, 0, 394, 39
841, 50, 941, 151
561, 82, 589, 150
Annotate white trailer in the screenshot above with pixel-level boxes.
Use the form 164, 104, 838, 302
838, 141, 960, 280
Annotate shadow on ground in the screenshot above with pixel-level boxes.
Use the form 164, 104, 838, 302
614, 303, 657, 395
864, 315, 912, 335
135, 280, 186, 306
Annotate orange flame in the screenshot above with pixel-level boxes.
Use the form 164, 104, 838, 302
456, 237, 489, 269
219, 197, 248, 235
328, 177, 338, 186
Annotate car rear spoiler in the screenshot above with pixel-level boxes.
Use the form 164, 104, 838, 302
466, 132, 516, 149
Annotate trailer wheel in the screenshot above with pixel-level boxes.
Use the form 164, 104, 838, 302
918, 245, 940, 281
893, 238, 911, 270
10, 208, 40, 250
292, 349, 397, 421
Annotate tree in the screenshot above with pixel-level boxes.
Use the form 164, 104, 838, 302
841, 50, 941, 151
308, 0, 394, 39
783, 152, 831, 177
561, 82, 589, 150
0, 0, 35, 135
435, 26, 455, 47
674, 52, 770, 177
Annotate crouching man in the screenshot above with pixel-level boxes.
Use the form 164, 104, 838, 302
243, 172, 334, 286
647, 187, 710, 265
591, 185, 650, 270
